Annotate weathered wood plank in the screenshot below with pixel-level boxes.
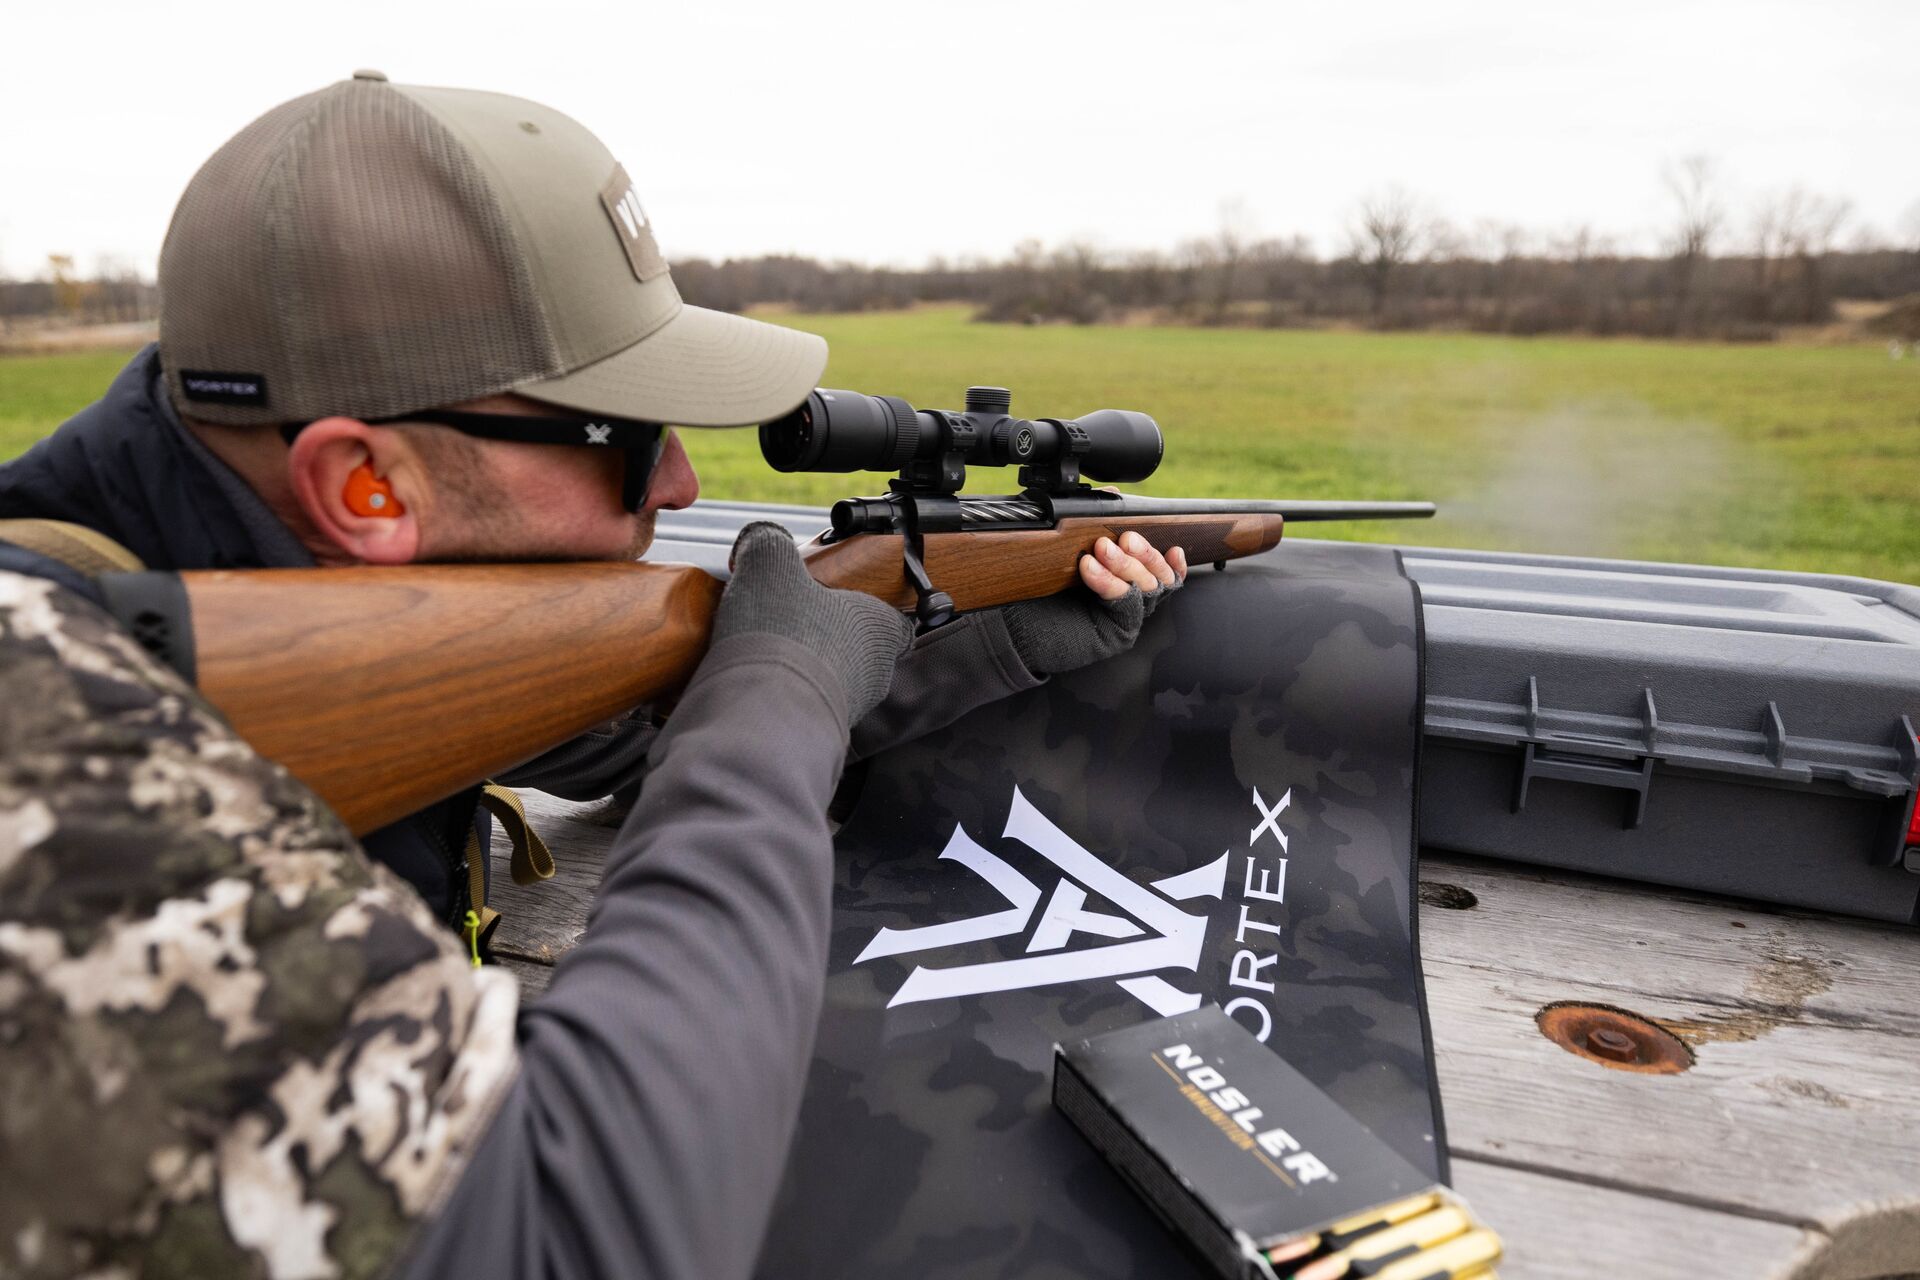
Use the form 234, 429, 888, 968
1446, 1158, 1811, 1280
496, 952, 555, 997
1418, 854, 1920, 1036
1419, 853, 1920, 1275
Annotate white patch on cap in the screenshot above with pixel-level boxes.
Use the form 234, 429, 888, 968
599, 163, 670, 283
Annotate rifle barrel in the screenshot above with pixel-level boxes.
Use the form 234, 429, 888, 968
833, 493, 1435, 538
1255, 500, 1434, 522
1092, 497, 1436, 523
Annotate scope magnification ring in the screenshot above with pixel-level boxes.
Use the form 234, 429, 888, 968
877, 396, 920, 471
986, 418, 1036, 462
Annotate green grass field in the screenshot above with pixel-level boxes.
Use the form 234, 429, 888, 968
4, 308, 1916, 582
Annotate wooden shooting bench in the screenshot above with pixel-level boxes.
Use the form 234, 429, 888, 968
488, 794, 1920, 1280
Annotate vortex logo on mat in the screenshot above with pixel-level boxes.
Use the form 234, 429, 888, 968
855, 785, 1294, 1027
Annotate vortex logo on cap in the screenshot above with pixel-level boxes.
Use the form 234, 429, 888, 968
598, 163, 669, 283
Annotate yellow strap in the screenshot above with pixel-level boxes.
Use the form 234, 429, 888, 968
461, 825, 501, 957
0, 518, 146, 574
478, 783, 557, 886
462, 911, 484, 968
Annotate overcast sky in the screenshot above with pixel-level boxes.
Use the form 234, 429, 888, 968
2, 0, 1914, 279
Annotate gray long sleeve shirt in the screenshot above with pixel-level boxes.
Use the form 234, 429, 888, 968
403, 611, 1044, 1279
403, 630, 901, 1279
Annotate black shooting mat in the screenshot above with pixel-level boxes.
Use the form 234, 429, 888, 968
758, 541, 1441, 1279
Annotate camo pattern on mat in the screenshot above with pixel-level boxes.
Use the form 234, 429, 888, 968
0, 571, 519, 1280
761, 541, 1437, 1279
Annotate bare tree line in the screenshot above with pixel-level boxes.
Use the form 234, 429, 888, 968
673, 166, 1920, 339
0, 255, 156, 333
6, 166, 1919, 341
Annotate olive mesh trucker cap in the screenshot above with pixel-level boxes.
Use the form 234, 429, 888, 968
158, 70, 826, 428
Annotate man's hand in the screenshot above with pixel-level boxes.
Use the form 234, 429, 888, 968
1077, 531, 1188, 602
1000, 530, 1188, 678
713, 522, 915, 723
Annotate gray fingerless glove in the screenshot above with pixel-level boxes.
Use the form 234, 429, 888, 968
1000, 575, 1181, 678
712, 522, 914, 723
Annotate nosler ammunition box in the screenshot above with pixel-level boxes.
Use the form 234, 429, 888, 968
1054, 1007, 1499, 1280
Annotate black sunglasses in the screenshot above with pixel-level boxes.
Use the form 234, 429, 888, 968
284, 409, 667, 513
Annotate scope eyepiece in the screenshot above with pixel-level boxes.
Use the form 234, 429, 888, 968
758, 387, 1162, 493
757, 390, 922, 474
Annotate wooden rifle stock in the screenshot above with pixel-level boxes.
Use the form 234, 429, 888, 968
185, 512, 1283, 835
190, 562, 725, 837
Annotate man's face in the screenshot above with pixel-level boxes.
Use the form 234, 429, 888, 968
408, 394, 701, 563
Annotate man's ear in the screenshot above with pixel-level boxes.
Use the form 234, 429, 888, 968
286, 418, 422, 565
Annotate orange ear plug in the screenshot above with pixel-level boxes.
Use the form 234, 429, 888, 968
343, 463, 404, 518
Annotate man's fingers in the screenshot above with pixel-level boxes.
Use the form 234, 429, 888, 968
1079, 551, 1134, 601
1120, 531, 1179, 588
1084, 535, 1189, 601
1094, 536, 1162, 595
727, 521, 800, 577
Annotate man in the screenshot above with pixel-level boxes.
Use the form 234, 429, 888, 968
0, 74, 1183, 1277
0, 70, 1184, 940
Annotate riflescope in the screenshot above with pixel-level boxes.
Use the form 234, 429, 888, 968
759, 386, 1163, 494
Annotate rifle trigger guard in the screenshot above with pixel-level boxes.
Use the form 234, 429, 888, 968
902, 534, 954, 631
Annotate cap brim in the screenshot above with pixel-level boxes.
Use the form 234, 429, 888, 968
517, 303, 827, 427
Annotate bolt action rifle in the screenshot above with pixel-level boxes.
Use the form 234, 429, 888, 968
155, 387, 1432, 835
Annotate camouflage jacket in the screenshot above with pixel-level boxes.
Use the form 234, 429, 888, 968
0, 571, 520, 1279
